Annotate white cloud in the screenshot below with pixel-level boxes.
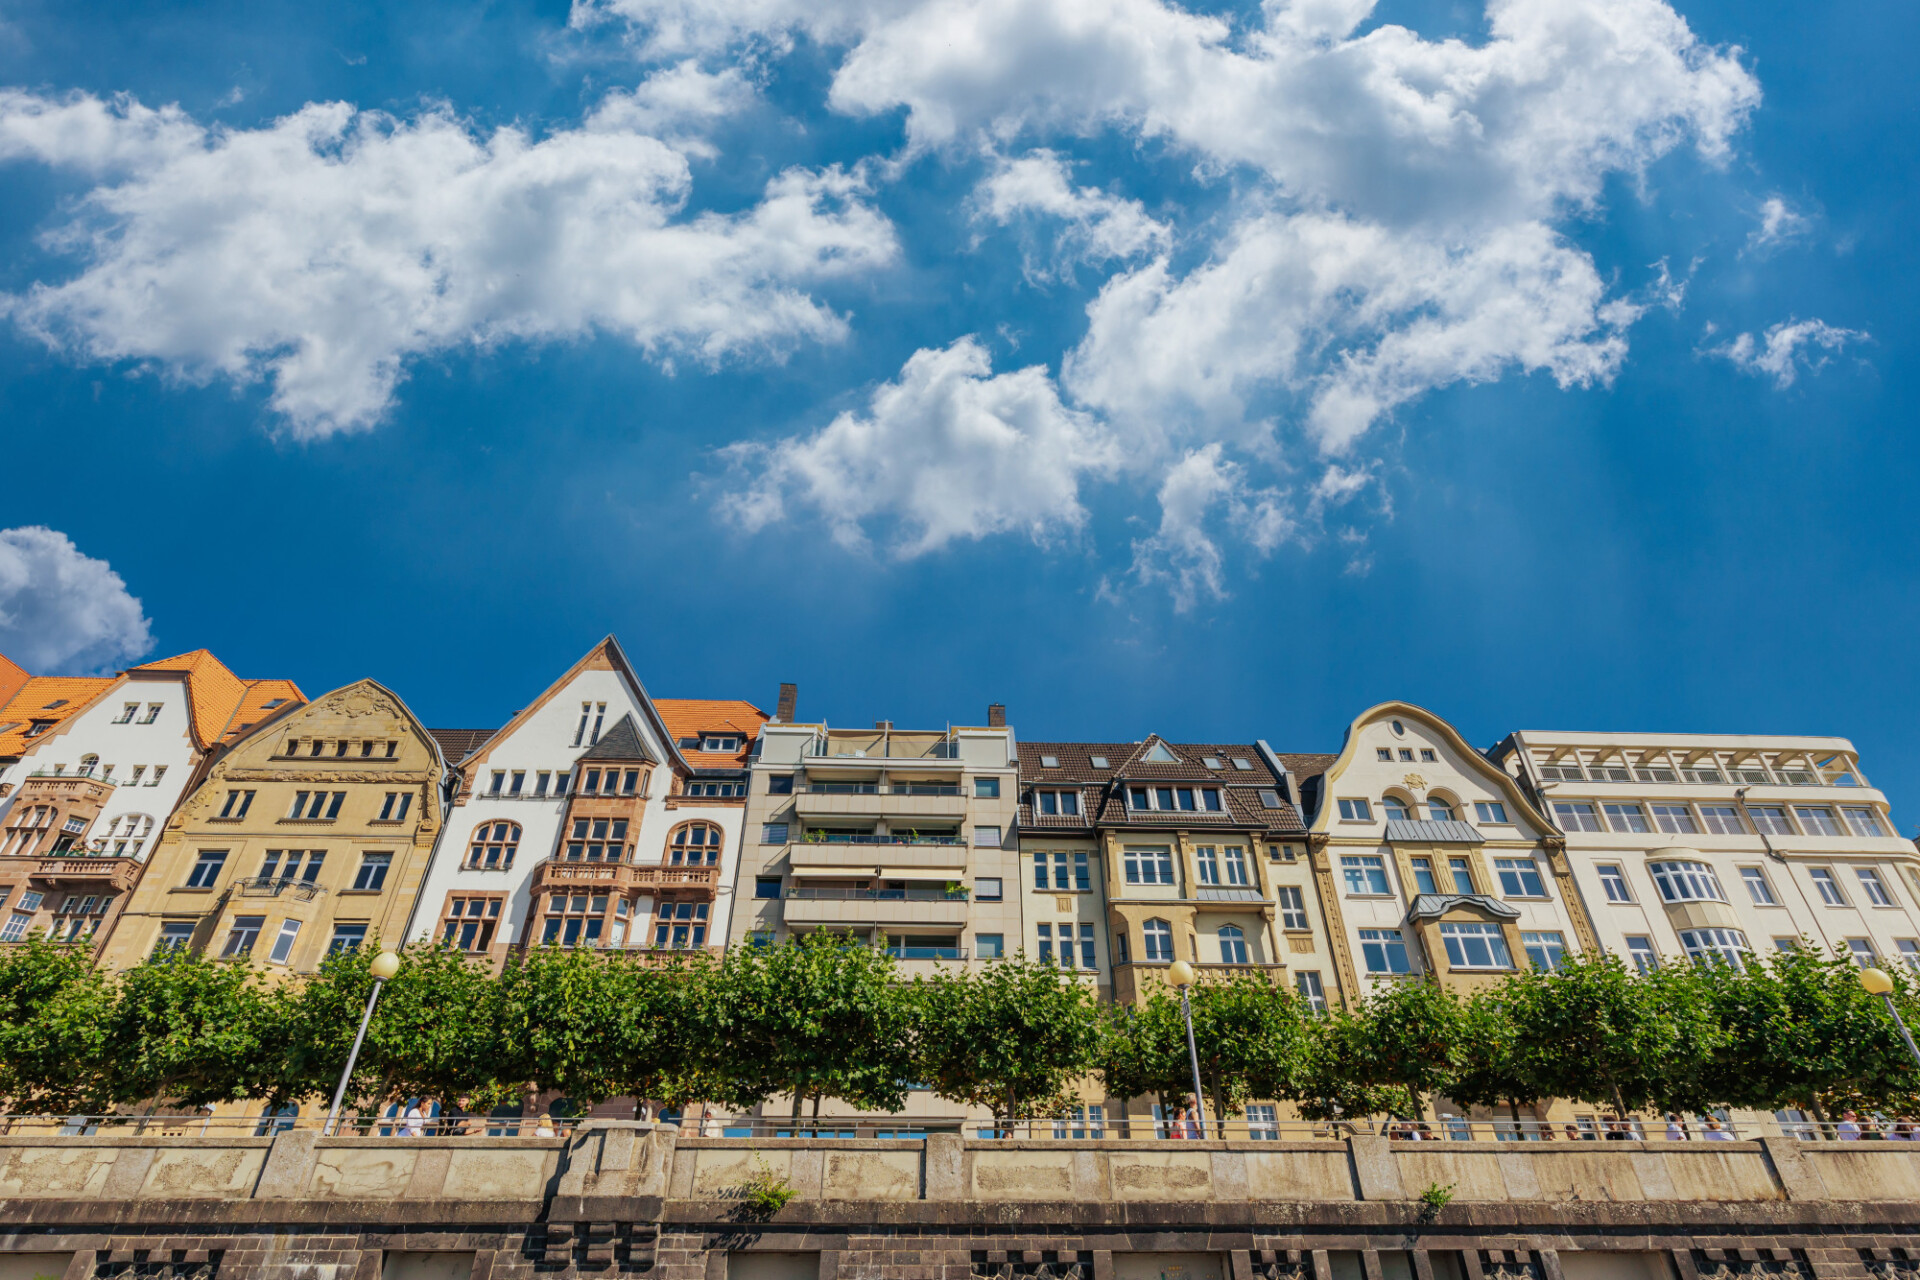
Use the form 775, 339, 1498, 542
1746, 195, 1810, 253
588, 61, 757, 153
1712, 318, 1866, 389
0, 527, 153, 674
1127, 445, 1296, 610
720, 336, 1121, 555
0, 90, 897, 437
976, 150, 1170, 281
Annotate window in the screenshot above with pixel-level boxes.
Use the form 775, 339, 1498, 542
218, 790, 255, 819
440, 897, 501, 951
267, 920, 303, 965
1495, 857, 1548, 898
1797, 807, 1843, 837
1196, 846, 1221, 885
1403, 857, 1436, 895
1233, 758, 1252, 770
1376, 749, 1392, 761
1448, 857, 1477, 895
1440, 922, 1513, 970
760, 822, 789, 844
489, 771, 505, 796
1399, 749, 1414, 762
755, 876, 782, 900
1739, 866, 1777, 905
652, 901, 710, 949
287, 790, 345, 820
468, 821, 520, 870
1648, 860, 1726, 903
1679, 927, 1750, 968
702, 735, 740, 752
1809, 867, 1847, 906
1036, 922, 1054, 963
1342, 855, 1390, 895
1142, 918, 1174, 962
1041, 754, 1062, 768
1857, 867, 1895, 906
1124, 847, 1175, 886
1035, 789, 1080, 815
668, 822, 722, 866
1359, 928, 1410, 975
1650, 804, 1697, 834
1598, 865, 1632, 903
222, 916, 265, 958
1295, 971, 1328, 1013
975, 876, 1003, 902
974, 777, 1000, 799
1337, 798, 1372, 821
1700, 805, 1744, 835
1254, 789, 1278, 809
115, 703, 138, 724
1750, 806, 1792, 835
1421, 749, 1437, 762
1844, 807, 1888, 838
377, 792, 414, 822
185, 850, 227, 889
1475, 801, 1509, 824
1382, 795, 1411, 822
156, 921, 195, 953
565, 816, 628, 862
1426, 798, 1455, 822
1089, 756, 1109, 769
1846, 938, 1878, 967
328, 924, 367, 955
140, 703, 162, 724
1222, 846, 1250, 886
1217, 925, 1250, 964
1523, 931, 1568, 971
1553, 802, 1603, 832
1604, 803, 1650, 833
18, 891, 41, 912
1625, 936, 1659, 974
975, 825, 1002, 848
0, 913, 30, 943
1897, 939, 1920, 973
1277, 885, 1309, 930
767, 773, 794, 795
352, 853, 392, 892
1125, 785, 1219, 812
1773, 937, 1800, 952
976, 933, 1004, 959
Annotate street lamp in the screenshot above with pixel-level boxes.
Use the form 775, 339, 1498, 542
324, 949, 402, 1136
1166, 960, 1208, 1140
1860, 967, 1920, 1070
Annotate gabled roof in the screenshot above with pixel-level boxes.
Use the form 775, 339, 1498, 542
1017, 739, 1306, 836
216, 679, 309, 746
0, 675, 116, 757
0, 654, 28, 710
655, 698, 768, 771
127, 649, 248, 748
576, 713, 657, 764
430, 728, 494, 762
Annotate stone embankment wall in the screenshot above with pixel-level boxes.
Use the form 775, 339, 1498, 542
0, 1125, 1914, 1280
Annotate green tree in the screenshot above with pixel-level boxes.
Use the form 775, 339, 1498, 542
1345, 977, 1467, 1119
1292, 1005, 1415, 1122
692, 932, 914, 1119
0, 935, 114, 1112
1446, 985, 1540, 1123
1096, 974, 1309, 1126
100, 950, 275, 1110
920, 958, 1103, 1128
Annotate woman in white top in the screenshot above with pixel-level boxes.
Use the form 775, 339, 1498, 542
403, 1100, 428, 1138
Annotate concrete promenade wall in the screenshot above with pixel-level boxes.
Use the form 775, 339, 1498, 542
0, 1125, 1915, 1280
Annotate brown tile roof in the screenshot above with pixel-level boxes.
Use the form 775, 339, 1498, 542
216, 679, 308, 746
0, 676, 115, 757
655, 698, 768, 771
430, 728, 495, 763
1273, 752, 1338, 781
1018, 739, 1306, 836
0, 654, 28, 711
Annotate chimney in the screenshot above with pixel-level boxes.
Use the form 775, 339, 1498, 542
987, 703, 1006, 728
775, 683, 797, 723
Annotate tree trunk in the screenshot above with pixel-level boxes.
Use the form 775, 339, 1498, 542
1611, 1082, 1629, 1121
789, 1089, 803, 1121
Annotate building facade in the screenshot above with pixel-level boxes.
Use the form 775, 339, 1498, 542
0, 650, 303, 954
97, 679, 442, 972
1492, 730, 1920, 973
1293, 703, 1599, 1003
407, 638, 764, 965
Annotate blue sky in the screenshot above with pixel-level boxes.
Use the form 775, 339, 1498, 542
0, 0, 1913, 821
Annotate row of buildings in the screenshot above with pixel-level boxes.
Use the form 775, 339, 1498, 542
2, 639, 1916, 1128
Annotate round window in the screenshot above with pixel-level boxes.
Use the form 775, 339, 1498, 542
1391, 720, 1405, 736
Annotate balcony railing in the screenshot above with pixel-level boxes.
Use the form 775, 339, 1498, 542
885, 945, 968, 960
233, 877, 325, 902
532, 861, 720, 889
806, 784, 962, 797
787, 887, 969, 902
31, 856, 140, 890
796, 833, 965, 846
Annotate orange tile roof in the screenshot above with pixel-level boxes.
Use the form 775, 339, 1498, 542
655, 698, 769, 770
216, 678, 309, 745
0, 654, 28, 710
0, 676, 115, 757
128, 649, 249, 748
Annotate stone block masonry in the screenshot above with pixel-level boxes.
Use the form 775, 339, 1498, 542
0, 1123, 1914, 1280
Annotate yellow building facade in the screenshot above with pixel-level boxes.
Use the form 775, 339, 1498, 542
98, 680, 447, 973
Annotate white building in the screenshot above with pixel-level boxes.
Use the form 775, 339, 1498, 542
1491, 730, 1920, 972
409, 637, 764, 964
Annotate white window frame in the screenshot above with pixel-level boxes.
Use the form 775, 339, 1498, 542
1439, 922, 1512, 970
1597, 864, 1633, 903
1341, 855, 1391, 896
1494, 857, 1548, 899
1358, 927, 1410, 975
1648, 860, 1726, 904
1739, 866, 1778, 906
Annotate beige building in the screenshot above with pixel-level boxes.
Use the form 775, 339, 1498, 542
1491, 730, 1920, 973
98, 680, 447, 972
1293, 702, 1598, 1002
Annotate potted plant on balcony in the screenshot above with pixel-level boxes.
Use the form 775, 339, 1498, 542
943, 881, 970, 900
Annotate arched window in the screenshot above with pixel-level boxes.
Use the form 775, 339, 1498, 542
668, 822, 724, 866
1217, 924, 1249, 964
1381, 795, 1412, 822
78, 755, 98, 777
468, 821, 520, 870
1142, 918, 1174, 962
1426, 797, 1456, 822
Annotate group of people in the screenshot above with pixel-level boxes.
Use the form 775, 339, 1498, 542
1160, 1099, 1206, 1138
393, 1095, 560, 1138
1832, 1109, 1920, 1140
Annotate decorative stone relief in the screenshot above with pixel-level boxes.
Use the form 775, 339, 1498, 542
1403, 773, 1427, 792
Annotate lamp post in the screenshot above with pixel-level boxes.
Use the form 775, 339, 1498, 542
1166, 960, 1208, 1140
1859, 967, 1920, 1070
324, 950, 402, 1136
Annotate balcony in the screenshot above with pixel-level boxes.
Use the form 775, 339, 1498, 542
232, 876, 324, 902
9, 776, 114, 804
529, 861, 721, 893
782, 886, 971, 927
794, 788, 970, 821
885, 945, 968, 961
791, 831, 966, 846
26, 856, 141, 891
789, 841, 970, 873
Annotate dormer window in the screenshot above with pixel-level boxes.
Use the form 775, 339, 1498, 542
1040, 755, 1059, 768
115, 704, 139, 724
141, 704, 163, 724
1141, 743, 1177, 764
1125, 786, 1221, 812
702, 736, 740, 752
1035, 790, 1080, 816
24, 721, 53, 738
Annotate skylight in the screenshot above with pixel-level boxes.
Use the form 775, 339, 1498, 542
1142, 742, 1177, 763
1089, 756, 1109, 769
1203, 755, 1224, 769
1232, 758, 1253, 770
1040, 755, 1059, 768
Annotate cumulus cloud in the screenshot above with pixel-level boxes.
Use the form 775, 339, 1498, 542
0, 90, 897, 437
588, 61, 757, 153
720, 336, 1121, 555
1128, 445, 1297, 610
0, 527, 153, 674
976, 150, 1170, 281
1712, 319, 1867, 389
1746, 196, 1810, 253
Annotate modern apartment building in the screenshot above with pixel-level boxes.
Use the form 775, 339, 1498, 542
730, 704, 1021, 973
97, 679, 443, 972
1491, 731, 1920, 972
0, 650, 303, 953
1294, 702, 1598, 1000
407, 638, 765, 965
